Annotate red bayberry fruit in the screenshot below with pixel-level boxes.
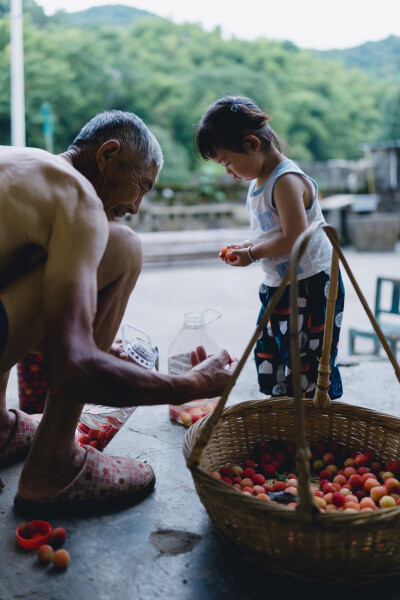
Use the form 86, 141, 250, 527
363, 450, 375, 463
343, 467, 357, 479
240, 478, 253, 488
362, 472, 377, 482
285, 442, 296, 455
274, 452, 286, 465
37, 545, 54, 564
233, 477, 242, 485
386, 461, 400, 475
225, 249, 237, 263
243, 468, 256, 479
333, 474, 347, 486
18, 522, 35, 540
259, 453, 272, 463
319, 470, 332, 481
327, 440, 340, 453
332, 492, 345, 507
355, 454, 369, 468
272, 481, 286, 492
322, 482, 335, 494
357, 467, 370, 476
271, 460, 282, 472
260, 464, 276, 477
314, 442, 327, 456
221, 477, 233, 485
52, 549, 70, 569
52, 527, 66, 544
349, 474, 364, 490
252, 473, 266, 486
243, 460, 256, 470
370, 461, 384, 474
322, 452, 335, 465
219, 467, 234, 480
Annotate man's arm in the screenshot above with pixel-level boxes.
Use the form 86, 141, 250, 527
43, 179, 235, 406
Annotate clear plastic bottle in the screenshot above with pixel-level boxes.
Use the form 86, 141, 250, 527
76, 324, 158, 451
168, 308, 221, 427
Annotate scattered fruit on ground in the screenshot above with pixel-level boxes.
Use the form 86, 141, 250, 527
37, 545, 54, 564
52, 549, 70, 569
52, 527, 66, 544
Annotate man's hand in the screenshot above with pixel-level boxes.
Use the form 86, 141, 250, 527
109, 338, 129, 361
189, 345, 238, 398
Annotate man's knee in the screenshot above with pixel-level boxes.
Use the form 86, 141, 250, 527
98, 224, 142, 288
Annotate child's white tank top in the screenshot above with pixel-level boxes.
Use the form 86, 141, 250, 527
247, 159, 332, 287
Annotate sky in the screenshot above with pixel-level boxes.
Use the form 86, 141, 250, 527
35, 0, 400, 51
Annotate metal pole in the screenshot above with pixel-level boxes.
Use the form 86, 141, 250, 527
10, 0, 26, 146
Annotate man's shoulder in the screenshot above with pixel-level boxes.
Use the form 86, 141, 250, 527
0, 145, 99, 203
0, 145, 64, 167
1, 145, 82, 179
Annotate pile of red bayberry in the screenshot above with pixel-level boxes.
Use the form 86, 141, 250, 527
211, 440, 400, 512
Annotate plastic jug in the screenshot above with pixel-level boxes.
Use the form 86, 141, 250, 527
76, 324, 158, 450
168, 308, 221, 426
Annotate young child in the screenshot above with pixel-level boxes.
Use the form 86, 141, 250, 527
195, 95, 345, 399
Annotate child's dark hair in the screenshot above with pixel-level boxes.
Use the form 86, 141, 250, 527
195, 95, 283, 159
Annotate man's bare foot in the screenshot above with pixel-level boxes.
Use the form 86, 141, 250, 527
18, 443, 87, 501
0, 409, 17, 451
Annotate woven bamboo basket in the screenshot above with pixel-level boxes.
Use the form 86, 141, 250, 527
183, 224, 400, 586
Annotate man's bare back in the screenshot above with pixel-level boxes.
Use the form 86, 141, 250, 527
0, 112, 237, 516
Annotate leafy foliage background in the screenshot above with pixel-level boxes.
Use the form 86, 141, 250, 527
0, 1, 399, 183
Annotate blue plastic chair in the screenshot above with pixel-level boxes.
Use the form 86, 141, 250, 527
349, 277, 400, 358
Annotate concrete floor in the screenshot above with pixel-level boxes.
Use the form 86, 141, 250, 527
1, 232, 400, 599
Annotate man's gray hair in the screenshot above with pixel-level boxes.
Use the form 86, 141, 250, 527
70, 110, 163, 172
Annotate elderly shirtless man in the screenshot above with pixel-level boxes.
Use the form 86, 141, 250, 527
0, 110, 236, 516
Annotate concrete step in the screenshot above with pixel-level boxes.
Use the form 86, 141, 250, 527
139, 226, 251, 267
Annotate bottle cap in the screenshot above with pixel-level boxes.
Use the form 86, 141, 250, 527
16, 520, 52, 549
126, 337, 158, 370
183, 308, 221, 328
121, 323, 158, 370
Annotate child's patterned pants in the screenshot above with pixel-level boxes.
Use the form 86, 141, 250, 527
255, 269, 345, 399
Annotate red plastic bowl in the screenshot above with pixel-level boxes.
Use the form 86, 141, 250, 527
16, 520, 52, 549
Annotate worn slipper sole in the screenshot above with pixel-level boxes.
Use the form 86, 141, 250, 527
13, 445, 156, 519
0, 409, 41, 469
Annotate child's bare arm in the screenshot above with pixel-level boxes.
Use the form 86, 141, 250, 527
245, 175, 309, 261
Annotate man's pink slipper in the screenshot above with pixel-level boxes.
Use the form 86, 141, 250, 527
0, 409, 41, 468
13, 445, 156, 518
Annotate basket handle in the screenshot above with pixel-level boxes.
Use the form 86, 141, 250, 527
186, 223, 317, 469
290, 224, 400, 520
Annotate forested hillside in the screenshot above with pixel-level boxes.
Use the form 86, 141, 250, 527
319, 35, 400, 80
0, 1, 399, 183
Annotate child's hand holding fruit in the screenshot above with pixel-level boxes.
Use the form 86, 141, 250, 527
219, 240, 255, 267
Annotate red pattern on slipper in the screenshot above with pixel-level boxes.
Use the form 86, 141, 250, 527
14, 446, 155, 517
0, 409, 41, 468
